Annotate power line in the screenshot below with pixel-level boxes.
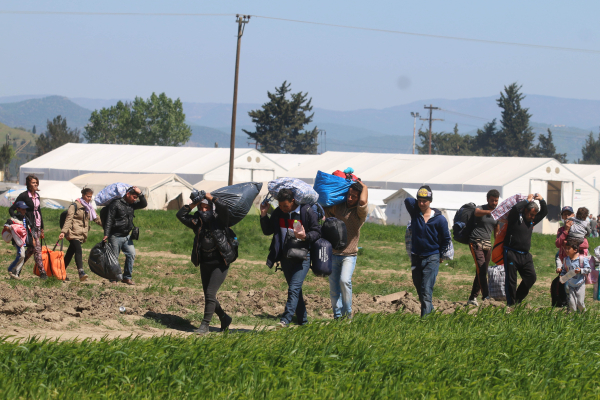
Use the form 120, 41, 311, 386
438, 108, 491, 121
1, 10, 599, 55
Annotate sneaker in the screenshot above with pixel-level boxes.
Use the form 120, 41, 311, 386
9, 272, 19, 280
219, 314, 232, 332
467, 298, 479, 307
194, 322, 210, 336
275, 321, 288, 330
39, 272, 48, 280
78, 270, 88, 282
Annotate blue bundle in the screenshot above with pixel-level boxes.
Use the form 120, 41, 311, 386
313, 170, 352, 207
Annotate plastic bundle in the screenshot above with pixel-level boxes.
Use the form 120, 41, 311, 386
267, 177, 319, 205
313, 171, 353, 207
88, 242, 123, 281
211, 182, 263, 227
95, 183, 131, 206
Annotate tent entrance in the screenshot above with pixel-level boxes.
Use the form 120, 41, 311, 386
165, 193, 184, 210
547, 180, 562, 221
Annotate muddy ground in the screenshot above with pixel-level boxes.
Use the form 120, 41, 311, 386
0, 274, 510, 341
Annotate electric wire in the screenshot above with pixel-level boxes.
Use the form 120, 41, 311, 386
0, 10, 599, 55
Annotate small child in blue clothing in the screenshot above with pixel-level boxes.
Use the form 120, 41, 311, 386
5, 201, 32, 280
562, 240, 592, 312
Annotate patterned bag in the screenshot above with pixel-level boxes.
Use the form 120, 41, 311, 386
95, 183, 131, 206
487, 264, 506, 301
268, 177, 319, 205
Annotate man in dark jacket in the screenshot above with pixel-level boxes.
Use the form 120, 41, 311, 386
404, 185, 452, 317
260, 188, 321, 328
102, 186, 147, 285
177, 190, 234, 335
503, 193, 547, 306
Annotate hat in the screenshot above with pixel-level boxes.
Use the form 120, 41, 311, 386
416, 185, 432, 202
14, 201, 28, 210
561, 206, 574, 214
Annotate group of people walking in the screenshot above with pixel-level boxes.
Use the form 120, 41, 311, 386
5, 173, 596, 336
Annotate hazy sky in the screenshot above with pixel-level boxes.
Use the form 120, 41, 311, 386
1, 0, 599, 110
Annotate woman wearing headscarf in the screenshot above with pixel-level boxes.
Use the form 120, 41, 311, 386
59, 188, 102, 281
9, 174, 46, 279
176, 190, 235, 335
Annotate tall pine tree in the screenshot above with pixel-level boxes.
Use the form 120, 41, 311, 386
243, 82, 319, 154
496, 83, 535, 157
533, 128, 567, 162
36, 116, 81, 156
580, 131, 600, 164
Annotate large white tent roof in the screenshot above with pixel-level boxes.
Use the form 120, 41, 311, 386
19, 143, 288, 185
566, 164, 600, 188
263, 153, 318, 172
70, 173, 195, 210
284, 151, 557, 191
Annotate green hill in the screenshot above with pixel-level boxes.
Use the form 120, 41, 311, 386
0, 96, 92, 130
0, 122, 38, 180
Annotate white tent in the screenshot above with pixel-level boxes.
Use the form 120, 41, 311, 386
0, 181, 85, 209
366, 189, 396, 225
384, 188, 495, 229
70, 173, 195, 210
284, 152, 599, 234
263, 153, 318, 172
19, 143, 290, 185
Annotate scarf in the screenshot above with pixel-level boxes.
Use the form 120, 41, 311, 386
79, 198, 98, 220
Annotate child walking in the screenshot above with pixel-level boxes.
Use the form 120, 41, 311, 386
562, 239, 592, 312
4, 201, 33, 279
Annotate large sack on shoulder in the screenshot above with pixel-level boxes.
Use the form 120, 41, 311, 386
311, 238, 333, 276
268, 177, 318, 205
313, 171, 352, 207
322, 217, 347, 251
211, 182, 263, 227
95, 183, 131, 206
88, 242, 123, 281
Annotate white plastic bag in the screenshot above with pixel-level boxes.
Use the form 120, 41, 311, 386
488, 264, 506, 301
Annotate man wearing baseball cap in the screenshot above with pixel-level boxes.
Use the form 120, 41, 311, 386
404, 185, 452, 316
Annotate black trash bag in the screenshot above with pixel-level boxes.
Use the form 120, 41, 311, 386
88, 242, 123, 281
311, 238, 332, 276
322, 217, 348, 251
211, 182, 263, 227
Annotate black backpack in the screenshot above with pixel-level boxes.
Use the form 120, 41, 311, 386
99, 199, 117, 226
59, 203, 78, 230
321, 217, 348, 251
452, 203, 477, 245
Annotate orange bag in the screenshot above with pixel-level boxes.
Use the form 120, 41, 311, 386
492, 223, 507, 265
34, 240, 67, 280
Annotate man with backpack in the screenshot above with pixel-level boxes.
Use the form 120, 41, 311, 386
405, 185, 452, 316
503, 193, 547, 306
102, 186, 147, 285
324, 180, 368, 319
467, 189, 500, 306
260, 188, 321, 328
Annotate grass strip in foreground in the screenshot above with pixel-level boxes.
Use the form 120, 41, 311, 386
0, 308, 599, 399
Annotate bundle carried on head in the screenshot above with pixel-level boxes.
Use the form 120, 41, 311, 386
95, 183, 132, 206
313, 169, 361, 207
267, 177, 319, 205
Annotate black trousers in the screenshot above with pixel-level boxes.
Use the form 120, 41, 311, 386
200, 262, 229, 324
504, 249, 536, 306
64, 239, 83, 270
469, 242, 491, 300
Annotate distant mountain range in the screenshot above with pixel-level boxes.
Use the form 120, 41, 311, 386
0, 94, 598, 162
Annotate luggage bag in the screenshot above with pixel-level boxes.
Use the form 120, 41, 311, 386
35, 239, 67, 280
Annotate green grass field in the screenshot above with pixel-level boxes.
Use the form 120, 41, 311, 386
2, 206, 600, 398
1, 309, 599, 399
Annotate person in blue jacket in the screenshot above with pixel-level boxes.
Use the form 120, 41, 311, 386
404, 185, 452, 316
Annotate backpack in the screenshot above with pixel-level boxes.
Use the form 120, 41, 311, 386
59, 202, 78, 230
322, 218, 347, 251
310, 238, 332, 276
99, 199, 117, 226
452, 203, 477, 245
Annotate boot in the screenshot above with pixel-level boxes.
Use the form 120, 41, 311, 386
219, 314, 232, 332
78, 269, 88, 282
39, 271, 48, 280
194, 321, 210, 336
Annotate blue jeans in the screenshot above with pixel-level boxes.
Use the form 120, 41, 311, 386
280, 256, 310, 325
411, 253, 440, 317
108, 236, 136, 280
8, 244, 26, 275
329, 255, 357, 318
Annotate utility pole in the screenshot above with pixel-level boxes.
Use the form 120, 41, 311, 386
228, 14, 250, 186
318, 129, 326, 154
420, 105, 444, 155
410, 112, 419, 154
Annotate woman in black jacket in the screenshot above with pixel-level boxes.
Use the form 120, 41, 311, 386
176, 190, 234, 335
260, 188, 321, 329
8, 174, 47, 279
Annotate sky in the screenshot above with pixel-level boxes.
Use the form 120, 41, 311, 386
1, 0, 599, 111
